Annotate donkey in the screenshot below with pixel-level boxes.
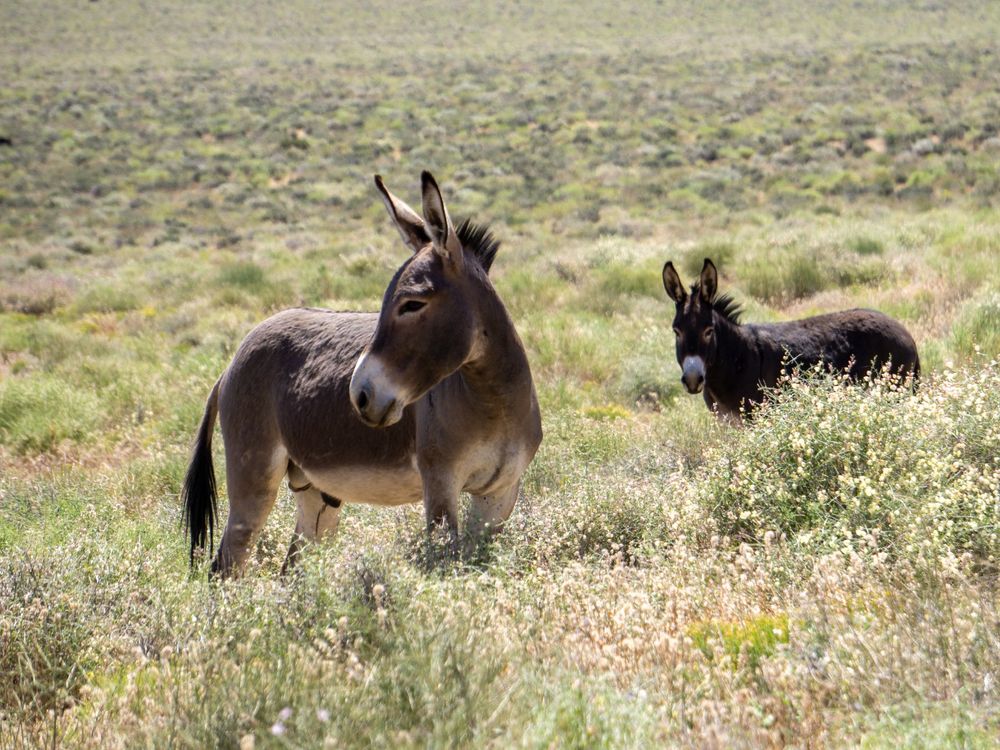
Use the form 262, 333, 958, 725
661, 258, 919, 417
182, 171, 542, 577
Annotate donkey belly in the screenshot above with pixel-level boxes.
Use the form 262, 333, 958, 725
301, 462, 423, 507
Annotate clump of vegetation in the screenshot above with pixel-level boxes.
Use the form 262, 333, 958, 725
0, 274, 75, 315
688, 613, 790, 671
740, 249, 827, 302
952, 292, 1000, 359
217, 261, 268, 292
72, 284, 140, 314
681, 241, 736, 276
701, 364, 1000, 560
0, 374, 104, 452
848, 235, 884, 256
0, 550, 102, 719
734, 239, 890, 305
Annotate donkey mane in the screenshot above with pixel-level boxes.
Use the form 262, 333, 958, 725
456, 218, 500, 274
688, 283, 743, 325
711, 293, 743, 325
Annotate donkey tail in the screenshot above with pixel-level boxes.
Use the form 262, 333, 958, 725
182, 379, 221, 567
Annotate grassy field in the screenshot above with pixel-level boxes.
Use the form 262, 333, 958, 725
2, 1, 999, 747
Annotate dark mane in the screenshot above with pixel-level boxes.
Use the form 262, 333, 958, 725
688, 283, 742, 324
712, 293, 743, 324
456, 218, 500, 274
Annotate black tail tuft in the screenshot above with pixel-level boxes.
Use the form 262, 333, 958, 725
181, 382, 220, 567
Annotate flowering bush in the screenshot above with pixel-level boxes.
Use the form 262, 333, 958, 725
701, 362, 1000, 561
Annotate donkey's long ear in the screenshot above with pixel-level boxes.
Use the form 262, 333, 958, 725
662, 261, 688, 304
699, 258, 718, 302
420, 171, 464, 271
374, 175, 430, 253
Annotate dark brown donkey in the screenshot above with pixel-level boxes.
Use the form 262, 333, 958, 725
662, 258, 919, 417
182, 171, 542, 577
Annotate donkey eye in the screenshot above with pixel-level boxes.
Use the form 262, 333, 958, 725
672, 327, 681, 337
702, 326, 714, 340
398, 300, 427, 316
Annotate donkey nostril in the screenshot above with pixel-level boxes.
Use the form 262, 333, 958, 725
357, 388, 369, 411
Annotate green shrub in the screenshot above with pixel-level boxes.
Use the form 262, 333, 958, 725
0, 374, 103, 452
72, 284, 140, 314
688, 613, 790, 671
952, 292, 1000, 359
681, 241, 737, 276
741, 250, 826, 303
699, 365, 1000, 559
594, 263, 662, 302
617, 356, 681, 409
217, 261, 267, 291
848, 236, 884, 256
0, 317, 105, 366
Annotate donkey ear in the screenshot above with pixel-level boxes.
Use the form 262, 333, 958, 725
374, 175, 430, 253
662, 261, 688, 304
420, 171, 464, 271
699, 258, 718, 301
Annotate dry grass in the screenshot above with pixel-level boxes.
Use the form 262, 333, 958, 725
2, 1, 1000, 747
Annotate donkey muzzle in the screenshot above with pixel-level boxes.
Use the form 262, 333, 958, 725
350, 353, 406, 428
681, 355, 706, 394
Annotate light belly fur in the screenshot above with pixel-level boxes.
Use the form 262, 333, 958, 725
297, 439, 532, 506
303, 464, 423, 507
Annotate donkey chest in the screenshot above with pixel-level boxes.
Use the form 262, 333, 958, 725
460, 436, 533, 496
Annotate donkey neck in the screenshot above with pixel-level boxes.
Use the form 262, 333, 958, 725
704, 314, 762, 410
453, 288, 534, 416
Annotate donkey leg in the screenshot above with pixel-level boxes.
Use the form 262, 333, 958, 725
468, 482, 520, 539
280, 485, 343, 575
422, 474, 460, 538
213, 446, 288, 578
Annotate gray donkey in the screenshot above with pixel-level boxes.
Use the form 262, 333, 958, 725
183, 172, 542, 577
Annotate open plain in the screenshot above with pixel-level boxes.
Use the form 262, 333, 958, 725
1, 2, 999, 747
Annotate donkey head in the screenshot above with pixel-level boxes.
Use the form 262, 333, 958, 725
662, 258, 721, 394
350, 172, 482, 427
